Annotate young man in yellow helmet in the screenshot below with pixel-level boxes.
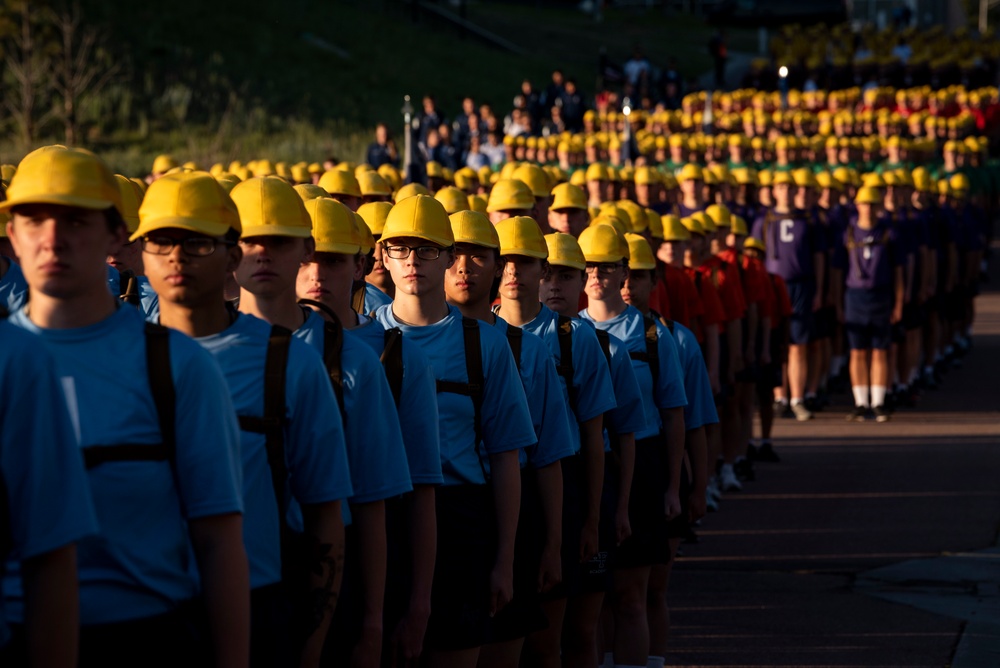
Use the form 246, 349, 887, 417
374, 195, 535, 667
3, 146, 249, 667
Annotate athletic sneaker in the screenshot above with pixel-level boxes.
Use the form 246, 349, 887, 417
746, 443, 759, 461
706, 477, 722, 503
846, 406, 868, 422
706, 494, 719, 512
719, 463, 743, 492
791, 402, 814, 421
873, 405, 890, 422
756, 441, 781, 462
734, 457, 755, 482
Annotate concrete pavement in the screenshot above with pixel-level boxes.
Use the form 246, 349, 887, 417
666, 255, 1000, 666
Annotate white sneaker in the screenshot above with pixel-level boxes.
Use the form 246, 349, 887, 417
706, 476, 722, 501
719, 463, 743, 492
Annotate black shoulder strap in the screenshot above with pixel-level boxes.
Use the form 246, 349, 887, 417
381, 327, 404, 408
434, 317, 488, 481
556, 315, 577, 408
506, 326, 523, 373
595, 328, 612, 366
81, 322, 176, 469
628, 315, 660, 388
119, 269, 141, 308
650, 308, 676, 334
351, 280, 367, 315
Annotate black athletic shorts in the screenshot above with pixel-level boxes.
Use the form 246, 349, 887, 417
542, 454, 584, 600
579, 450, 621, 594
614, 435, 672, 568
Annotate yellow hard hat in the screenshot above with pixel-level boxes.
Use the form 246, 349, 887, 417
135, 171, 240, 242
115, 174, 143, 234
592, 211, 628, 238
731, 215, 748, 236
569, 169, 587, 187
678, 163, 704, 182
771, 170, 794, 186
626, 233, 656, 270
152, 154, 178, 174
646, 208, 663, 239
230, 176, 312, 239
949, 173, 971, 192
911, 167, 934, 193
454, 167, 478, 191
394, 182, 431, 203
512, 163, 551, 198
758, 169, 774, 187
633, 166, 659, 185
468, 194, 488, 214
585, 163, 610, 182
358, 171, 392, 197
477, 165, 494, 186
861, 172, 886, 189
318, 170, 362, 198
305, 197, 362, 254
855, 187, 882, 205
578, 222, 627, 263
357, 201, 393, 238
129, 177, 148, 195
354, 213, 376, 253
732, 167, 758, 186
705, 203, 732, 228
294, 183, 329, 202
378, 164, 402, 189
435, 186, 471, 215
792, 169, 818, 189
743, 237, 766, 253
253, 160, 276, 177
0, 145, 122, 216
679, 216, 704, 236
487, 179, 535, 213
815, 171, 842, 191
550, 183, 588, 211
335, 162, 356, 173
381, 194, 454, 247
496, 216, 548, 259
450, 210, 500, 249
426, 161, 445, 178
545, 232, 586, 270
354, 163, 375, 177
0, 165, 17, 183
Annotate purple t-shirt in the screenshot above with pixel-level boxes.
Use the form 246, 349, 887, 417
844, 219, 899, 291
751, 208, 818, 282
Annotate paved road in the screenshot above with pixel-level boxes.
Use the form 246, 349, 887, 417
667, 255, 1000, 666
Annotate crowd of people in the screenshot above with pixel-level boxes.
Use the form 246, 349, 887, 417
0, 60, 993, 668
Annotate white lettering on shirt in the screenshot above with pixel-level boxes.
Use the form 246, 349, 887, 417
780, 219, 795, 243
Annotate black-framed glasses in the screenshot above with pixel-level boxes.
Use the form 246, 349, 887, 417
585, 262, 622, 275
141, 236, 233, 257
383, 245, 444, 260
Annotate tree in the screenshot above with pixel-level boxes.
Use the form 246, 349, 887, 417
47, 1, 120, 146
1, 1, 55, 147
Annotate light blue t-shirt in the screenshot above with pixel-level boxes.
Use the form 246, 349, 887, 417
670, 321, 719, 430
0, 321, 98, 647
363, 283, 393, 315
0, 258, 27, 312
580, 305, 687, 440
296, 310, 412, 505
577, 324, 647, 450
519, 304, 617, 450
5, 305, 244, 625
491, 316, 575, 468
375, 304, 536, 486
194, 312, 355, 589
349, 314, 444, 487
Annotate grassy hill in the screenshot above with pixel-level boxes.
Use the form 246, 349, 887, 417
18, 0, 756, 175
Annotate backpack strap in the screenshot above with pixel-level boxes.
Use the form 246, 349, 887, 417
381, 327, 405, 407
237, 326, 292, 518
297, 298, 348, 418
434, 317, 489, 481
351, 280, 367, 314
506, 325, 523, 373
556, 315, 577, 409
627, 315, 660, 388
595, 328, 612, 366
119, 269, 141, 308
650, 308, 676, 334
81, 322, 176, 469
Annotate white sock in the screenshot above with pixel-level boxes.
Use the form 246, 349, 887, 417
791, 397, 804, 406
852, 386, 870, 408
871, 385, 887, 408
908, 368, 919, 384
647, 658, 666, 668
602, 652, 615, 668
924, 365, 934, 375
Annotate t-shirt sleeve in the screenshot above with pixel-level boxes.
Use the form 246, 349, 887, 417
479, 324, 536, 455
570, 324, 618, 423
605, 341, 647, 436
169, 334, 245, 520
285, 339, 369, 506
2, 332, 97, 559
654, 322, 688, 410
676, 328, 719, 430
398, 342, 444, 485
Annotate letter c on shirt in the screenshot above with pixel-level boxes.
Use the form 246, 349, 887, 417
779, 219, 795, 244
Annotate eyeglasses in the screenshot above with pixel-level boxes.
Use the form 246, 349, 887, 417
383, 245, 445, 260
585, 262, 622, 276
142, 236, 233, 257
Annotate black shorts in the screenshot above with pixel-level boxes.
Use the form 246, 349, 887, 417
756, 361, 782, 393
579, 450, 621, 594
252, 584, 295, 668
424, 484, 496, 651
665, 457, 693, 540
488, 466, 549, 642
903, 301, 924, 331
947, 288, 968, 320
615, 436, 672, 569
542, 454, 584, 600
812, 306, 835, 342
382, 493, 415, 656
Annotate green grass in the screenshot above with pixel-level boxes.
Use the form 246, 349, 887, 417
8, 1, 755, 176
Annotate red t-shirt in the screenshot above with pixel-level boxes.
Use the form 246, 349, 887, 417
697, 256, 746, 322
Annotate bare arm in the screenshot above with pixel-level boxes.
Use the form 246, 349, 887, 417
351, 500, 387, 668
615, 432, 636, 545
685, 427, 708, 522
489, 449, 521, 617
534, 461, 563, 593
22, 544, 79, 668
189, 513, 250, 668
578, 415, 605, 562
892, 266, 905, 324
298, 500, 346, 668
390, 485, 436, 665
